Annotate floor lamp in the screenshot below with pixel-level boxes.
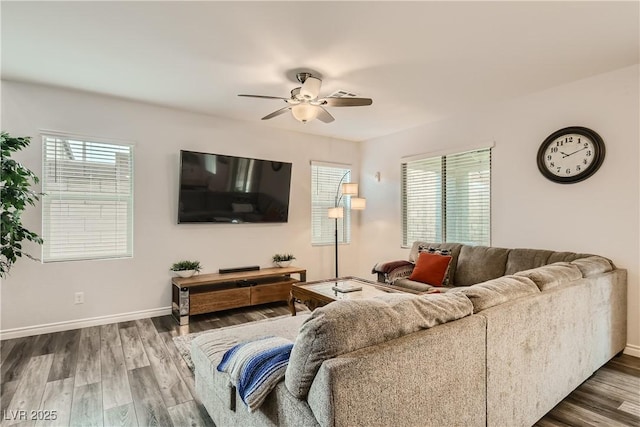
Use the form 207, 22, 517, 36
328, 173, 366, 278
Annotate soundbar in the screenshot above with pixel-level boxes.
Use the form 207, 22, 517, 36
219, 265, 260, 274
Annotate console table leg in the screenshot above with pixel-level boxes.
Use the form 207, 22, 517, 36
288, 290, 297, 316
172, 285, 190, 325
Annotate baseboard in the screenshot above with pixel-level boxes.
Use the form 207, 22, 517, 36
624, 344, 640, 358
0, 306, 172, 340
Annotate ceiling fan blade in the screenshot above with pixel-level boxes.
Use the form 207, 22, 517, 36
323, 97, 373, 107
238, 94, 290, 100
316, 107, 335, 123
261, 106, 291, 120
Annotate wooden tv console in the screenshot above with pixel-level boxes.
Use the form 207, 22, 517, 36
171, 266, 306, 325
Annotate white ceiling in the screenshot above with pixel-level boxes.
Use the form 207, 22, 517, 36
2, 1, 638, 141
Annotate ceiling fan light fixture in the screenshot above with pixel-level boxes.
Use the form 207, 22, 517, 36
300, 76, 322, 100
291, 103, 319, 123
238, 71, 372, 124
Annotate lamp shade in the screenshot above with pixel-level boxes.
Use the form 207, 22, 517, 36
328, 207, 344, 218
300, 77, 322, 100
341, 182, 358, 196
291, 104, 319, 123
351, 197, 366, 210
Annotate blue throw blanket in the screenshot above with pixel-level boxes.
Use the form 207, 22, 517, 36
217, 336, 293, 412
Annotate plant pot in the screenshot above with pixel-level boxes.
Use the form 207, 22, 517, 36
174, 269, 196, 278
275, 260, 292, 268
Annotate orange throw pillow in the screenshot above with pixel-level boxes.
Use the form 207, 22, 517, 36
409, 252, 452, 287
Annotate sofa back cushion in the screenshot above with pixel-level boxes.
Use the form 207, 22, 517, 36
285, 292, 473, 399
450, 275, 540, 313
571, 256, 613, 277
455, 245, 510, 287
515, 262, 583, 291
409, 242, 463, 285
504, 249, 554, 275
547, 251, 591, 264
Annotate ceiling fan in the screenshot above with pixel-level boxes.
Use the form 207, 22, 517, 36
238, 72, 373, 124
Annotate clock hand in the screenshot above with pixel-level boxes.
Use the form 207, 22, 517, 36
562, 147, 588, 158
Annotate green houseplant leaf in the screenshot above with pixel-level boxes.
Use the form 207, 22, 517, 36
1, 132, 43, 277
170, 260, 202, 272
272, 253, 296, 262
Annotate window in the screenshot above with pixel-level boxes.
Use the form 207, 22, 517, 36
402, 147, 491, 247
42, 134, 134, 262
311, 162, 351, 245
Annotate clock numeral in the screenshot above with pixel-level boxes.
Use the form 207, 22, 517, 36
551, 147, 558, 153
550, 162, 555, 167
566, 137, 573, 143
557, 167, 561, 173
584, 143, 588, 148
576, 165, 581, 172
586, 150, 592, 157
566, 168, 571, 174
556, 141, 564, 147
583, 159, 587, 165
547, 155, 552, 161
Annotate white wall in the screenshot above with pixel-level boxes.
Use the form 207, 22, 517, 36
3, 66, 639, 352
0, 81, 362, 334
358, 65, 640, 353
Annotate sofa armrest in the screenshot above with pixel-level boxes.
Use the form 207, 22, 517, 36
371, 260, 414, 283
307, 315, 487, 427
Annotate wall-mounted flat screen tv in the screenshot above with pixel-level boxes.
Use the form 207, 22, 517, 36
178, 150, 292, 224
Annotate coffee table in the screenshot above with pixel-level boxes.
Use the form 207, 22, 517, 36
288, 276, 417, 315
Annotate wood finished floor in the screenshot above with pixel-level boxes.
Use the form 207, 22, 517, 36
0, 301, 638, 427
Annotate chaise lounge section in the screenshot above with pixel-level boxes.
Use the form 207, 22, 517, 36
191, 243, 627, 426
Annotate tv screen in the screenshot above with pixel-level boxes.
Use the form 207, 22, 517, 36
178, 150, 292, 224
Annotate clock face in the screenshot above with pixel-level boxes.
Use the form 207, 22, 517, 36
537, 127, 605, 184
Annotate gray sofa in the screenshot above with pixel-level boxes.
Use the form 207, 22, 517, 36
191, 242, 627, 426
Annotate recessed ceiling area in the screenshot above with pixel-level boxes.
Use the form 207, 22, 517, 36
2, 1, 638, 141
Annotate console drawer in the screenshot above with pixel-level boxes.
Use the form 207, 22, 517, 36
190, 287, 250, 315
251, 280, 297, 305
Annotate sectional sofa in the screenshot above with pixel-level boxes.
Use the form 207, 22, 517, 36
191, 242, 627, 426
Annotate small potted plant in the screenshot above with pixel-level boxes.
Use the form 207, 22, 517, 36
170, 260, 202, 278
272, 253, 296, 268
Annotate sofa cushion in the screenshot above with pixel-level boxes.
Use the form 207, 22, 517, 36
455, 245, 510, 287
571, 256, 613, 277
504, 249, 553, 275
515, 262, 583, 291
547, 251, 591, 264
409, 252, 452, 286
450, 275, 539, 313
284, 292, 473, 399
392, 279, 452, 293
409, 242, 463, 284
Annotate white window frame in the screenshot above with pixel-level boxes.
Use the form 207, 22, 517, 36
401, 143, 493, 248
311, 161, 352, 246
41, 132, 134, 262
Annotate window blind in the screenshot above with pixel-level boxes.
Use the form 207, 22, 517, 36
42, 135, 134, 262
311, 163, 351, 245
402, 148, 491, 247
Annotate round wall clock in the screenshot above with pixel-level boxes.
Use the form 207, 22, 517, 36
537, 126, 605, 184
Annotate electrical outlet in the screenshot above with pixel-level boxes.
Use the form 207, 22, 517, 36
74, 292, 84, 304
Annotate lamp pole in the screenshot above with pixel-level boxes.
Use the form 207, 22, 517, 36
334, 217, 339, 279
332, 171, 350, 279
328, 171, 365, 279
